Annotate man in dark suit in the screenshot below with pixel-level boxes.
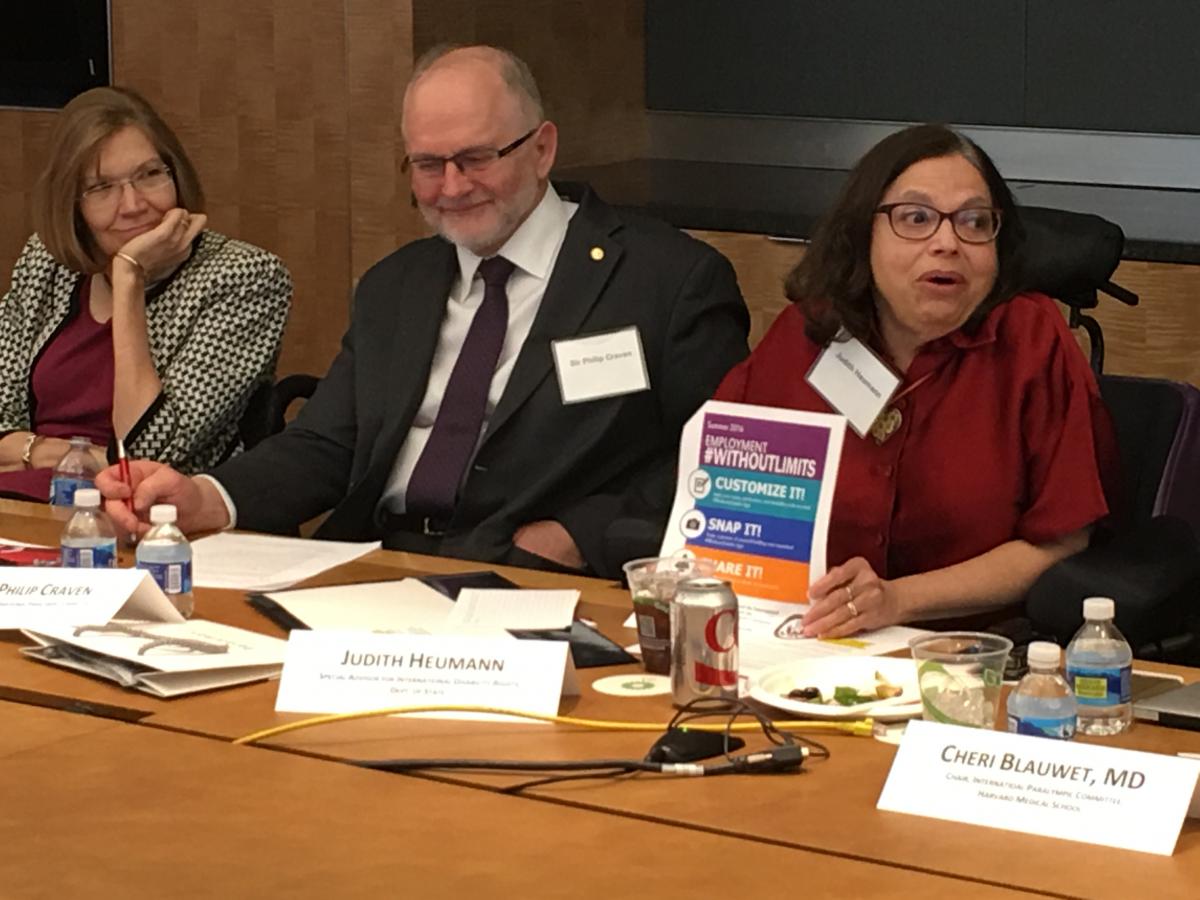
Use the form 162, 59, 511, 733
100, 44, 748, 577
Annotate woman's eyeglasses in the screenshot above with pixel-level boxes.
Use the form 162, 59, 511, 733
875, 202, 1002, 244
80, 162, 175, 212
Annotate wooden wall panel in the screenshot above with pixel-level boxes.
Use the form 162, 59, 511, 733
0, 111, 56, 279
687, 230, 805, 348
412, 0, 648, 168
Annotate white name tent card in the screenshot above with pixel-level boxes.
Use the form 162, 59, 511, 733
0, 567, 183, 630
275, 630, 579, 721
191, 533, 381, 591
445, 589, 579, 631
551, 326, 650, 404
22, 619, 287, 698
878, 720, 1200, 856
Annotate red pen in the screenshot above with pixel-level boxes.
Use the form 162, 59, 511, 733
116, 438, 135, 513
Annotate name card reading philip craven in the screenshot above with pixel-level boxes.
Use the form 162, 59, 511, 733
275, 630, 576, 720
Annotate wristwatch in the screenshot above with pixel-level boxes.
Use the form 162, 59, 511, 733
20, 433, 43, 469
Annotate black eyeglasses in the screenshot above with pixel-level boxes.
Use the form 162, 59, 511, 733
403, 127, 539, 181
876, 202, 1002, 244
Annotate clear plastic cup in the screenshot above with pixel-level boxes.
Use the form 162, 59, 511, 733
622, 555, 714, 675
909, 632, 1013, 729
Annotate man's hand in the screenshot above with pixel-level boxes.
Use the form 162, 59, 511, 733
803, 556, 901, 638
96, 460, 230, 538
512, 520, 586, 570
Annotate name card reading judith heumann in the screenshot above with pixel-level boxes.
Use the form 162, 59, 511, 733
274, 630, 578, 720
877, 720, 1200, 855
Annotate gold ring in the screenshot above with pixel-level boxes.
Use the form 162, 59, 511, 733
845, 584, 855, 603
847, 599, 859, 619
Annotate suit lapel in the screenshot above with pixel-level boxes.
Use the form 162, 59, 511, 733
484, 190, 623, 441
364, 243, 458, 477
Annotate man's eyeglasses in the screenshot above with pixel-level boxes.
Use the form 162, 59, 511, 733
79, 162, 175, 212
875, 203, 1002, 244
403, 127, 539, 181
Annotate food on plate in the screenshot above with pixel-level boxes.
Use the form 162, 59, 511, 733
784, 670, 905, 705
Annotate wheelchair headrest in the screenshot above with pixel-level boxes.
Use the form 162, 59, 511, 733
1016, 206, 1125, 307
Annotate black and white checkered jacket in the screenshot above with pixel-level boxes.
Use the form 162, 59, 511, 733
0, 230, 292, 473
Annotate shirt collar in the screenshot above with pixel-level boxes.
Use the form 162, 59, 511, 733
452, 187, 570, 301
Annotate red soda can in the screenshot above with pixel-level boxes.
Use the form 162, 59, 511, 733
670, 577, 739, 706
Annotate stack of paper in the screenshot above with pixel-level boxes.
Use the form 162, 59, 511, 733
22, 619, 287, 698
191, 533, 381, 591
257, 579, 580, 635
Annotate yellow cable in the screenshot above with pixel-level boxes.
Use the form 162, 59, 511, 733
233, 705, 876, 745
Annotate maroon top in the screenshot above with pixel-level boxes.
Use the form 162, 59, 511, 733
0, 278, 114, 501
715, 292, 1119, 581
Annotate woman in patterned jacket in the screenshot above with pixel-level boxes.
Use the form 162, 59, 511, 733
0, 86, 292, 501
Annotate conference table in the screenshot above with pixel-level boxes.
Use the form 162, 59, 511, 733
2, 498, 1198, 899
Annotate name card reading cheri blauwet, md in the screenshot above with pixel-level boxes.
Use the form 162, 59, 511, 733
877, 720, 1200, 855
274, 631, 578, 719
0, 567, 182, 629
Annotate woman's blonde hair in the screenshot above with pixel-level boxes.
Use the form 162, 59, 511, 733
33, 86, 205, 273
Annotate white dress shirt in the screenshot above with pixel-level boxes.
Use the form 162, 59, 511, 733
378, 187, 577, 515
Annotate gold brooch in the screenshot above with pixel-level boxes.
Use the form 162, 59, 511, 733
869, 407, 902, 445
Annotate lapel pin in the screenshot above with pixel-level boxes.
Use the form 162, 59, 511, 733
589, 246, 605, 261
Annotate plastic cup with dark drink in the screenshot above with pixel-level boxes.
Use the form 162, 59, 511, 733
622, 555, 714, 675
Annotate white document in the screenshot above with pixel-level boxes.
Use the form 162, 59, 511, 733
445, 588, 579, 631
262, 579, 455, 632
191, 533, 381, 591
275, 630, 578, 721
0, 567, 183, 630
620, 598, 927, 675
22, 619, 287, 698
737, 597, 929, 676
551, 326, 650, 404
659, 400, 845, 603
878, 720, 1200, 856
805, 334, 901, 437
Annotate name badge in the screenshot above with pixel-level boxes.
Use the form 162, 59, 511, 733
552, 326, 650, 404
805, 335, 900, 437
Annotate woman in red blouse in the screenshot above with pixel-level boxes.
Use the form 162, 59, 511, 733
715, 125, 1117, 637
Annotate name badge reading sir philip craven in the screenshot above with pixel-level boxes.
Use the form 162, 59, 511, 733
552, 326, 650, 404
805, 334, 901, 438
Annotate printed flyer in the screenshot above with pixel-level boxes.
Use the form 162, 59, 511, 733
660, 401, 845, 602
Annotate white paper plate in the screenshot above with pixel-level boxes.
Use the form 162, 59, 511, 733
749, 656, 923, 721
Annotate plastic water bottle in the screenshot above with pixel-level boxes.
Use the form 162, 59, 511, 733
1065, 597, 1133, 736
1006, 641, 1076, 740
49, 436, 100, 507
135, 504, 194, 618
60, 488, 117, 568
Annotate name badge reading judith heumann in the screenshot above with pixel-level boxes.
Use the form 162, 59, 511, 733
805, 334, 900, 438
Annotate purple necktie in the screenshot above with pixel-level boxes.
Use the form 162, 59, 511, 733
405, 256, 515, 520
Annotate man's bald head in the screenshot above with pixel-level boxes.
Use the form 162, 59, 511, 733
405, 45, 543, 131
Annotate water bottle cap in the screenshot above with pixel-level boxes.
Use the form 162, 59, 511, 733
1082, 597, 1115, 620
1026, 641, 1061, 667
149, 504, 178, 524
73, 488, 100, 508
